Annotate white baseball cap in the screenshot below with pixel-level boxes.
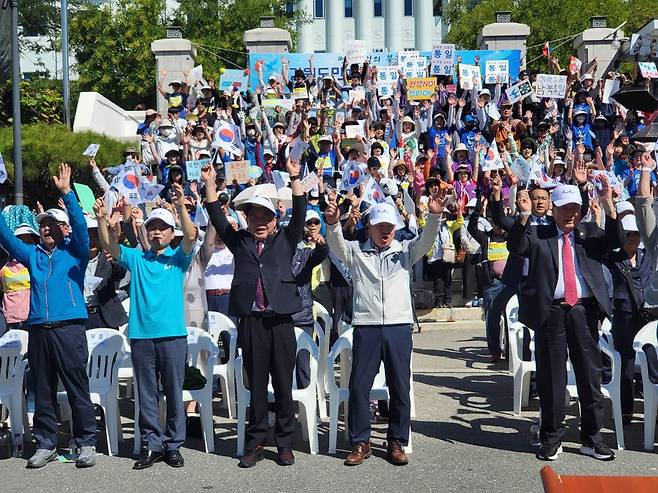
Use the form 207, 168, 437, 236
615, 201, 634, 215
36, 208, 70, 226
236, 195, 276, 215
368, 202, 398, 226
14, 224, 39, 238
305, 209, 321, 223
621, 215, 639, 233
144, 208, 177, 229
380, 178, 399, 197
551, 185, 582, 207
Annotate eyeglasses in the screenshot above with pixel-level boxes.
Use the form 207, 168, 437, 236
306, 220, 321, 226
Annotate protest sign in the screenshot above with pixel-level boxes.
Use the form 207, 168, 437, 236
639, 62, 658, 79
262, 98, 294, 112
300, 171, 320, 193
348, 87, 366, 103
345, 123, 365, 139
510, 158, 531, 184
185, 158, 210, 181
458, 64, 481, 91
505, 80, 532, 104
288, 138, 310, 162
398, 51, 420, 67
219, 69, 247, 92
292, 87, 309, 99
73, 183, 96, 215
345, 40, 367, 65
430, 44, 455, 76
402, 56, 427, 79
82, 144, 100, 157
535, 74, 567, 99
376, 66, 399, 98
602, 79, 620, 104
485, 60, 509, 84
225, 160, 250, 184
406, 77, 437, 100
272, 170, 290, 190
189, 65, 204, 84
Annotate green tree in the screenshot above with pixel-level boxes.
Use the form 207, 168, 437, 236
69, 0, 167, 108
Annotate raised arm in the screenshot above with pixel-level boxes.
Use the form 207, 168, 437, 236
323, 192, 353, 268
285, 157, 307, 246
201, 164, 239, 251
94, 198, 121, 260
171, 183, 198, 255
53, 163, 89, 261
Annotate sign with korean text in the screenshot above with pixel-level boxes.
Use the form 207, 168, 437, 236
505, 79, 532, 104
345, 40, 367, 65
485, 60, 509, 84
402, 56, 427, 79
225, 160, 250, 184
458, 64, 481, 91
535, 74, 567, 99
376, 66, 399, 98
185, 158, 210, 181
219, 69, 247, 92
406, 77, 437, 100
430, 44, 455, 76
292, 87, 309, 99
639, 62, 658, 79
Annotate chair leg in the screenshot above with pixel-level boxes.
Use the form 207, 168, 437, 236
8, 394, 22, 442
303, 401, 318, 454
298, 403, 309, 442
199, 396, 215, 454
21, 394, 32, 440
343, 400, 350, 441
513, 369, 524, 416
521, 370, 531, 408
317, 379, 328, 423
328, 395, 340, 454
236, 399, 247, 457
219, 375, 229, 409
116, 400, 124, 443
225, 372, 237, 420
643, 387, 657, 451
406, 424, 413, 454
102, 399, 118, 457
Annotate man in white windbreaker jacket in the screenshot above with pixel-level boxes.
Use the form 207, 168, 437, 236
324, 186, 448, 467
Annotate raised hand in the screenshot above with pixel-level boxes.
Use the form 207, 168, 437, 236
52, 163, 72, 195
286, 156, 300, 176
516, 189, 531, 213
574, 161, 588, 185
427, 185, 449, 214
201, 164, 216, 185
93, 197, 106, 218
171, 183, 185, 208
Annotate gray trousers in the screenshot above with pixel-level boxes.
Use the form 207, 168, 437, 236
131, 336, 187, 452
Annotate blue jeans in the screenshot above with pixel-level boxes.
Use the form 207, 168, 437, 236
484, 280, 516, 357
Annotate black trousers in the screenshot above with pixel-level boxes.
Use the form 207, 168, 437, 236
28, 323, 97, 450
131, 336, 187, 452
239, 314, 296, 450
427, 260, 453, 305
349, 324, 412, 446
535, 301, 605, 447
462, 253, 481, 300
611, 309, 647, 416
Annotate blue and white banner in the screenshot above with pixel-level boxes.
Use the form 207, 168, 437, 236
248, 50, 521, 89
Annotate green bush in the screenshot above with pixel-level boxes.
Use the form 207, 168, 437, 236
0, 124, 126, 207
0, 79, 64, 125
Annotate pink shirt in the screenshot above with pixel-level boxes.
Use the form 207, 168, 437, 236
1, 261, 31, 324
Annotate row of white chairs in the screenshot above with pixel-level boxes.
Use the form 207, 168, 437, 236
505, 295, 658, 451
0, 301, 416, 457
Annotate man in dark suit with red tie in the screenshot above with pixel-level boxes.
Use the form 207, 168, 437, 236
202, 158, 305, 468
508, 177, 623, 462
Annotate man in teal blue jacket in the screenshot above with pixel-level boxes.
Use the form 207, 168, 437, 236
0, 164, 97, 469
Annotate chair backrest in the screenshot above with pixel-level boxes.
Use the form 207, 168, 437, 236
326, 329, 354, 393
633, 321, 658, 352
121, 297, 130, 315
187, 327, 219, 381
600, 318, 612, 336
313, 301, 332, 333
206, 311, 237, 361
293, 327, 319, 391
505, 295, 519, 327
85, 329, 126, 395
0, 330, 29, 392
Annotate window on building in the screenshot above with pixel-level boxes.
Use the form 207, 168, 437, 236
374, 0, 382, 16
315, 0, 324, 18
433, 0, 443, 16
404, 0, 412, 16
345, 0, 353, 17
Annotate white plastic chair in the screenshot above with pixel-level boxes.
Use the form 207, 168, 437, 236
207, 311, 237, 419
132, 327, 218, 455
0, 330, 31, 441
506, 296, 536, 415
313, 301, 331, 422
325, 327, 414, 454
633, 321, 658, 451
235, 327, 319, 456
58, 329, 126, 456
117, 324, 134, 399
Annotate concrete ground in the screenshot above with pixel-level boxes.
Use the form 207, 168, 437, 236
2, 325, 657, 492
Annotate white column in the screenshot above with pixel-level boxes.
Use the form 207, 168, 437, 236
354, 0, 375, 49
326, 0, 345, 53
297, 0, 315, 53
385, 0, 404, 52
414, 0, 433, 50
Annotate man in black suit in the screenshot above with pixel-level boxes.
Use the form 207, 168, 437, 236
508, 177, 622, 461
202, 158, 305, 468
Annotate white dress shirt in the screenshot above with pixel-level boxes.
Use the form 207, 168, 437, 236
553, 228, 592, 300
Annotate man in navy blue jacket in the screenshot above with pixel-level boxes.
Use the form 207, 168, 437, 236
0, 164, 96, 469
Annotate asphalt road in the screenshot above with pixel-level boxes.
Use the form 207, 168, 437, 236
1, 328, 657, 492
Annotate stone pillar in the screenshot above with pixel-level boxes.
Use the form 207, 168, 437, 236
244, 18, 292, 54
572, 27, 624, 81
326, 0, 345, 53
354, 0, 375, 50
151, 38, 196, 116
385, 0, 404, 51
297, 0, 314, 53
478, 22, 531, 69
414, 0, 433, 51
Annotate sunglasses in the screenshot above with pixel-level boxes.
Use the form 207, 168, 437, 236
306, 220, 321, 226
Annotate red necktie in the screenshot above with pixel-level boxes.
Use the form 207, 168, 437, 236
562, 233, 578, 306
255, 242, 267, 311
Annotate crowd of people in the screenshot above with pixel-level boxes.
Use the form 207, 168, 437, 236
1, 50, 658, 470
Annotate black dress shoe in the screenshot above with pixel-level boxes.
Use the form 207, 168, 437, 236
238, 445, 264, 468
164, 450, 185, 468
133, 449, 164, 470
277, 448, 295, 466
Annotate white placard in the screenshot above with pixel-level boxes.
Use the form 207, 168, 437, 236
345, 40, 367, 65
485, 60, 509, 84
402, 56, 427, 79
344, 124, 365, 139
535, 74, 567, 99
288, 138, 309, 163
458, 64, 481, 91
430, 43, 455, 76
300, 171, 320, 193
189, 64, 204, 84
398, 51, 420, 67
505, 80, 533, 104
602, 79, 620, 104
376, 66, 399, 98
639, 62, 658, 79
348, 88, 366, 103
